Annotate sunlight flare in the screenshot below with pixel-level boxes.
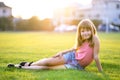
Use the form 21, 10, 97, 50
1, 0, 92, 19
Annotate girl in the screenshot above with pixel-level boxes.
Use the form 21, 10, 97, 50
8, 19, 103, 72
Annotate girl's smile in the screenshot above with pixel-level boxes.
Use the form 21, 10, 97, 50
80, 29, 92, 40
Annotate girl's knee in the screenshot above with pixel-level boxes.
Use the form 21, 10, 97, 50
42, 58, 55, 66
31, 58, 54, 66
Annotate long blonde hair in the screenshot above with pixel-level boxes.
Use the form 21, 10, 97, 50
75, 19, 97, 48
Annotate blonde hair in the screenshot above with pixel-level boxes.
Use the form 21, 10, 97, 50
75, 19, 97, 48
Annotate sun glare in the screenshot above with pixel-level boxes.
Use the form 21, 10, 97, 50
35, 0, 72, 20
1, 0, 92, 19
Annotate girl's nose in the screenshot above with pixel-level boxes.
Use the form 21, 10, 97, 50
84, 32, 88, 34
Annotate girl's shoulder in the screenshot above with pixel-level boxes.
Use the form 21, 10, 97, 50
93, 35, 100, 45
93, 35, 99, 40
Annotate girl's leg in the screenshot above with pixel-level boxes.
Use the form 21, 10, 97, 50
14, 64, 49, 69
8, 56, 65, 69
49, 65, 66, 69
7, 56, 66, 70
31, 56, 65, 66
21, 65, 49, 70
15, 64, 66, 70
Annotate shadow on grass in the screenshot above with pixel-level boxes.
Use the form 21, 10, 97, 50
101, 62, 120, 80
102, 62, 119, 70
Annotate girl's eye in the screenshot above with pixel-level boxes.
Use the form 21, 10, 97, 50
86, 29, 90, 31
81, 30, 84, 32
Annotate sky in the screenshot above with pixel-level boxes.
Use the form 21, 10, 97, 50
0, 0, 92, 19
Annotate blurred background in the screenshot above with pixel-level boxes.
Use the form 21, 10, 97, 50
0, 0, 120, 32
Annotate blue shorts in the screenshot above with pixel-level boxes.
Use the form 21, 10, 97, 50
63, 51, 84, 70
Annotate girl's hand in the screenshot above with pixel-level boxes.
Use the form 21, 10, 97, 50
52, 52, 63, 58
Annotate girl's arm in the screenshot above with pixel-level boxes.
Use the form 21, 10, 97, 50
93, 36, 103, 72
53, 48, 76, 58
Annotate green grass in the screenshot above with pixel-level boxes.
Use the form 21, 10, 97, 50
0, 31, 120, 80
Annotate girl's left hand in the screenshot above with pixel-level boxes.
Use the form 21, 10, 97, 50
52, 52, 63, 58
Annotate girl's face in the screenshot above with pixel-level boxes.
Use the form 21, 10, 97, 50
80, 28, 92, 41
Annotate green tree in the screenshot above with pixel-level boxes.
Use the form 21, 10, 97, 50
40, 18, 54, 31
16, 16, 54, 31
16, 16, 41, 31
0, 16, 13, 31
70, 20, 80, 25
28, 16, 41, 31
16, 20, 29, 31
92, 19, 102, 29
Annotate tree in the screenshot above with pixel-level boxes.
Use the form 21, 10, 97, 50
27, 16, 41, 30
0, 16, 13, 31
40, 18, 54, 31
16, 16, 41, 31
16, 20, 29, 31
92, 19, 102, 29
15, 16, 54, 31
70, 20, 80, 25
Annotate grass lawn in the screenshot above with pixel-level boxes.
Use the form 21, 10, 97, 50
0, 31, 120, 80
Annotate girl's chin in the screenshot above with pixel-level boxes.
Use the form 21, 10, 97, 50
82, 37, 90, 40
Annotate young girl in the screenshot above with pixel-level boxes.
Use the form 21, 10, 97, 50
8, 19, 103, 72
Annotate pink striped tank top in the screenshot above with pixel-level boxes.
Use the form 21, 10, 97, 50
75, 42, 93, 67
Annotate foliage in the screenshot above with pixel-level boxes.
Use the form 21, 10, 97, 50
16, 20, 29, 31
15, 16, 54, 31
40, 18, 54, 31
92, 19, 102, 29
0, 16, 13, 31
70, 20, 80, 25
27, 16, 41, 30
64, 19, 102, 30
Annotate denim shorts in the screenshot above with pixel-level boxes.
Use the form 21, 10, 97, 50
63, 51, 84, 70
